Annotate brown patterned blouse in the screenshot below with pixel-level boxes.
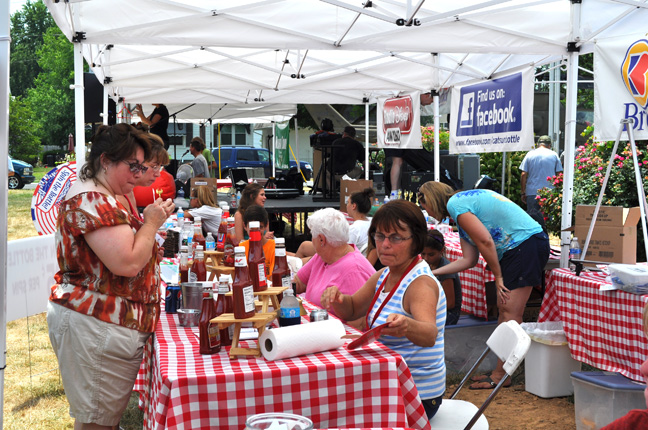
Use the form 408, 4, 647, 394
49, 191, 161, 333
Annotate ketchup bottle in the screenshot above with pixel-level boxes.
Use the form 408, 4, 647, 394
272, 237, 291, 289
232, 246, 255, 319
247, 221, 268, 292
179, 246, 190, 284
199, 286, 220, 354
217, 206, 230, 251
215, 274, 232, 346
190, 245, 207, 282
223, 217, 236, 267
193, 216, 206, 252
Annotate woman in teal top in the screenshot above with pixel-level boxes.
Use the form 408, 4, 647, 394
419, 182, 549, 390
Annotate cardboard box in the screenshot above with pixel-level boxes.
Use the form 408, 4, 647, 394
574, 205, 641, 264
190, 177, 219, 201
339, 179, 373, 213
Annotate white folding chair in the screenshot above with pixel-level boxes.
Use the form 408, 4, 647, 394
429, 320, 531, 430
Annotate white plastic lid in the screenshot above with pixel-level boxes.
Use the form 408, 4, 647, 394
275, 237, 285, 244
249, 221, 260, 228
219, 274, 230, 283
194, 216, 201, 223
234, 246, 245, 253
227, 217, 235, 222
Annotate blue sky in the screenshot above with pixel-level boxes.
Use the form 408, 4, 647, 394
11, 0, 29, 15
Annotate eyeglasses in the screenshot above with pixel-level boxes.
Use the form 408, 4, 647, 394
371, 232, 413, 245
148, 164, 164, 173
121, 160, 148, 174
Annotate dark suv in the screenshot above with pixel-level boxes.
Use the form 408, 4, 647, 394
9, 158, 35, 189
211, 146, 312, 180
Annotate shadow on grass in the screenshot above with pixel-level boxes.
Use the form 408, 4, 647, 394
11, 385, 66, 412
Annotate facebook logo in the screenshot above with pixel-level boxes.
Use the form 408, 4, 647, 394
459, 93, 474, 128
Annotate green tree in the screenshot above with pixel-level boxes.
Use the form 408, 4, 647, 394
26, 25, 75, 149
10, 0, 54, 97
9, 96, 42, 164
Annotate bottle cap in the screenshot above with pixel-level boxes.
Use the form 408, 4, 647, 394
222, 205, 229, 211
219, 274, 230, 283
249, 221, 260, 228
275, 237, 285, 244
206, 232, 213, 238
195, 216, 201, 223
234, 246, 245, 253
227, 217, 235, 222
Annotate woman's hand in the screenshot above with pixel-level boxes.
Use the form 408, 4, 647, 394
382, 314, 409, 338
320, 286, 343, 310
143, 198, 174, 230
496, 277, 510, 304
264, 230, 275, 240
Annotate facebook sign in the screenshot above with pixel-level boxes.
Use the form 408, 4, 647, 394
450, 67, 534, 154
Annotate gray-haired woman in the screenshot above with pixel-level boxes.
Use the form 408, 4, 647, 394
294, 208, 375, 316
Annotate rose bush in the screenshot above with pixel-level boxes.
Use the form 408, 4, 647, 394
537, 126, 648, 235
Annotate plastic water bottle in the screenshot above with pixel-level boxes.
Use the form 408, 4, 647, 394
177, 187, 185, 199
236, 191, 241, 207
390, 190, 398, 201
383, 195, 390, 204
176, 207, 185, 229
205, 232, 216, 251
279, 288, 301, 327
569, 237, 582, 271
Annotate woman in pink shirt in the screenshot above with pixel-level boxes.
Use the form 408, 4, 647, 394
294, 208, 375, 317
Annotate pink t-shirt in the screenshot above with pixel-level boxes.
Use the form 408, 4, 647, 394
297, 245, 375, 310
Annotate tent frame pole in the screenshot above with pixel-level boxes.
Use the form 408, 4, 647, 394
1, 1, 10, 426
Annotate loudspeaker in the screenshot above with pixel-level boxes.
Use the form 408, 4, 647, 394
84, 73, 116, 124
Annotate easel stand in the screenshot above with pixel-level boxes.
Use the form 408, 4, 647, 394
576, 118, 648, 272
214, 286, 287, 359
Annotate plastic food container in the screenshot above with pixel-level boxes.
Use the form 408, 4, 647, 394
607, 264, 648, 294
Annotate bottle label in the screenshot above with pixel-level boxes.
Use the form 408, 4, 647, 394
242, 285, 255, 312
208, 323, 220, 348
282, 275, 291, 289
189, 271, 197, 282
275, 247, 286, 257
257, 263, 267, 286
218, 283, 229, 294
206, 241, 216, 251
235, 254, 247, 267
280, 306, 300, 319
217, 232, 225, 243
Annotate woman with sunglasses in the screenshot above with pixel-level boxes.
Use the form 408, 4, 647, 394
417, 181, 549, 390
320, 200, 446, 419
47, 124, 175, 430
121, 133, 174, 218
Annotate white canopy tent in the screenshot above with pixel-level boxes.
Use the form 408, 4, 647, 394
4, 1, 648, 426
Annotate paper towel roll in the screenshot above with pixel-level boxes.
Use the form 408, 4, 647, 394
259, 319, 346, 361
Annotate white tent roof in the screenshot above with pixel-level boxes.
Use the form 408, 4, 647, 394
144, 102, 298, 123
47, 0, 648, 55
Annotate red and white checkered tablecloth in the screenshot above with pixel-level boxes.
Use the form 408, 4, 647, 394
443, 232, 494, 320
134, 300, 431, 430
538, 268, 648, 382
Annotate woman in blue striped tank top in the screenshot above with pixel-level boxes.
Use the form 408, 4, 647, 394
321, 200, 446, 419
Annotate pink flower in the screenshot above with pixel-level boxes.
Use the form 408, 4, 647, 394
598, 166, 603, 171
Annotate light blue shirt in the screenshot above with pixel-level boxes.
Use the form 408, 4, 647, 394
519, 146, 562, 196
447, 189, 543, 260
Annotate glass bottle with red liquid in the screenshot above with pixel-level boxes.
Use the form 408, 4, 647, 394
192, 216, 206, 252
216, 205, 230, 252
190, 245, 207, 282
179, 246, 190, 284
247, 221, 267, 292
215, 274, 233, 346
272, 237, 291, 289
199, 285, 220, 354
232, 246, 255, 319
223, 216, 236, 267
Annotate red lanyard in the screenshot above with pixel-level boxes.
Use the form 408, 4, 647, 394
366, 256, 421, 329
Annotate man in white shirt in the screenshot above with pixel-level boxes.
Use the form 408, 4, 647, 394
519, 135, 563, 231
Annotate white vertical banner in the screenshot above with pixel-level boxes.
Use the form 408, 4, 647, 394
595, 35, 648, 141
376, 92, 422, 149
449, 66, 535, 154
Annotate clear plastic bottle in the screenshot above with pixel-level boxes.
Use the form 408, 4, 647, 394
390, 190, 398, 201
176, 207, 185, 229
569, 236, 582, 271
205, 232, 216, 251
181, 222, 193, 249
279, 288, 301, 327
236, 191, 241, 208
383, 195, 390, 204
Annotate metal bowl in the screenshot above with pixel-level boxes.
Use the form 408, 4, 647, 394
177, 308, 201, 327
